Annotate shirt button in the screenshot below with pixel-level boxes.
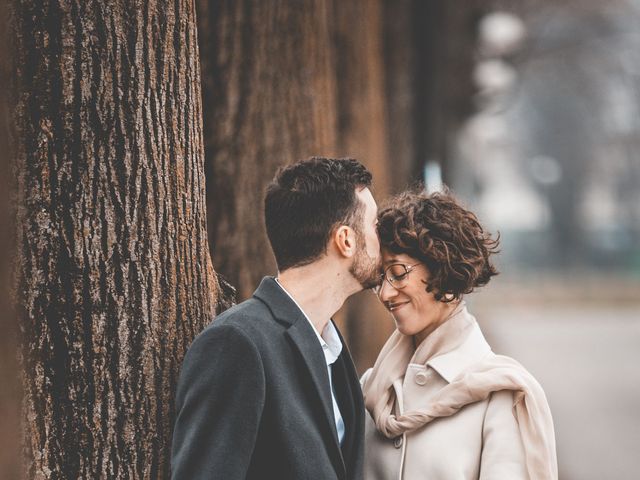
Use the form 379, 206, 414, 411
414, 371, 428, 385
393, 436, 403, 448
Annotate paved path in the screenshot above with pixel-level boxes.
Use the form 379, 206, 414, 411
474, 301, 640, 480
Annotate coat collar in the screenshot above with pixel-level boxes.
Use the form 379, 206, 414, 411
426, 308, 492, 383
273, 277, 343, 365
253, 276, 347, 478
253, 276, 308, 327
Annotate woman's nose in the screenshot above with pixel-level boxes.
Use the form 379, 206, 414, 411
377, 280, 398, 302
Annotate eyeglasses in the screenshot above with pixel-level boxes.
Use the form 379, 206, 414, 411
372, 263, 422, 295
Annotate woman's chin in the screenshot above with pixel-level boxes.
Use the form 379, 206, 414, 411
394, 321, 415, 337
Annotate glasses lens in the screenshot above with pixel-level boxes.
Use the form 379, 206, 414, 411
386, 264, 409, 287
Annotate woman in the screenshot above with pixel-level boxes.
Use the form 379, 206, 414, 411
362, 190, 557, 480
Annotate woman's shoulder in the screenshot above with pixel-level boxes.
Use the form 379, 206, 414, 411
468, 351, 550, 412
486, 353, 544, 386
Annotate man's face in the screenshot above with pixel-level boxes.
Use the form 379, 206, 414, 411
349, 187, 381, 290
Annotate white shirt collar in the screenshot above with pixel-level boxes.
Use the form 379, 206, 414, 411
275, 278, 343, 365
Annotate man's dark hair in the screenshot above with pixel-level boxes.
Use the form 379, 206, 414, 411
264, 157, 372, 271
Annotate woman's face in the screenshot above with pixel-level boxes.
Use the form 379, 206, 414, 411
377, 249, 454, 343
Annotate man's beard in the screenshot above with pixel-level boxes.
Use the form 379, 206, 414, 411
349, 231, 380, 290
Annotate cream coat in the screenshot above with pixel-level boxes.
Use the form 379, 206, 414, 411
362, 321, 529, 480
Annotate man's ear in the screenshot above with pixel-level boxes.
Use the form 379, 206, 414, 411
333, 225, 356, 258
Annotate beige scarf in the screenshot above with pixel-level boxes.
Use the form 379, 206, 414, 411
362, 304, 558, 480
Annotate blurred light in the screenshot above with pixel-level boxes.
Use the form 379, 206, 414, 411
424, 161, 443, 193
467, 114, 509, 147
479, 188, 551, 230
479, 11, 526, 57
530, 156, 562, 185
581, 185, 619, 230
473, 60, 517, 94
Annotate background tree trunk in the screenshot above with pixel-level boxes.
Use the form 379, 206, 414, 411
198, 0, 339, 300
12, 0, 218, 477
415, 0, 481, 182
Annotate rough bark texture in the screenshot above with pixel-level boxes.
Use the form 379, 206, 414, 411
198, 0, 338, 300
12, 0, 217, 478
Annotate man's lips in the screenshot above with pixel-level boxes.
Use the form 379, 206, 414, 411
386, 301, 410, 312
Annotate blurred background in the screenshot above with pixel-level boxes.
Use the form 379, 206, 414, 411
201, 1, 640, 479
457, 2, 640, 478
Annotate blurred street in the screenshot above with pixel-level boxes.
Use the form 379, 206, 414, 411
473, 278, 640, 480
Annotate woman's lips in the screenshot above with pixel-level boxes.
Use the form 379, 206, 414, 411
387, 301, 410, 312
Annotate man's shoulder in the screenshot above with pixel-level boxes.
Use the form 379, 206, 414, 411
181, 297, 278, 367
216, 295, 272, 322
199, 296, 279, 342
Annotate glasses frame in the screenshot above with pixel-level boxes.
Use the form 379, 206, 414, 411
373, 262, 422, 294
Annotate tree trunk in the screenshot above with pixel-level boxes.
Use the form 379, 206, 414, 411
328, 0, 396, 372
12, 0, 218, 477
415, 0, 483, 182
380, 0, 420, 191
198, 0, 338, 300
330, 0, 391, 193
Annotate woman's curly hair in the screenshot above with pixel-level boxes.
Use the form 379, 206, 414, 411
377, 188, 500, 302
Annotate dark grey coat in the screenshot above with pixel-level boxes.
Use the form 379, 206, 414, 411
171, 277, 365, 480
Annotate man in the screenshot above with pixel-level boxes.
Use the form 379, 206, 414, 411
171, 157, 380, 480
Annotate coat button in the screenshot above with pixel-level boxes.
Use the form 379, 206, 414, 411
393, 436, 403, 448
414, 371, 428, 385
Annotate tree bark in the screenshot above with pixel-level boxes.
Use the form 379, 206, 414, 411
328, 0, 396, 372
198, 0, 338, 300
12, 0, 218, 477
330, 0, 391, 193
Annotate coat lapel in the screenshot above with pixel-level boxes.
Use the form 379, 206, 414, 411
332, 353, 359, 477
285, 323, 346, 475
332, 323, 365, 478
253, 277, 346, 478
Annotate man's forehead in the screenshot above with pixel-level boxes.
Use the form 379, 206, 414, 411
356, 186, 377, 205
355, 191, 376, 220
